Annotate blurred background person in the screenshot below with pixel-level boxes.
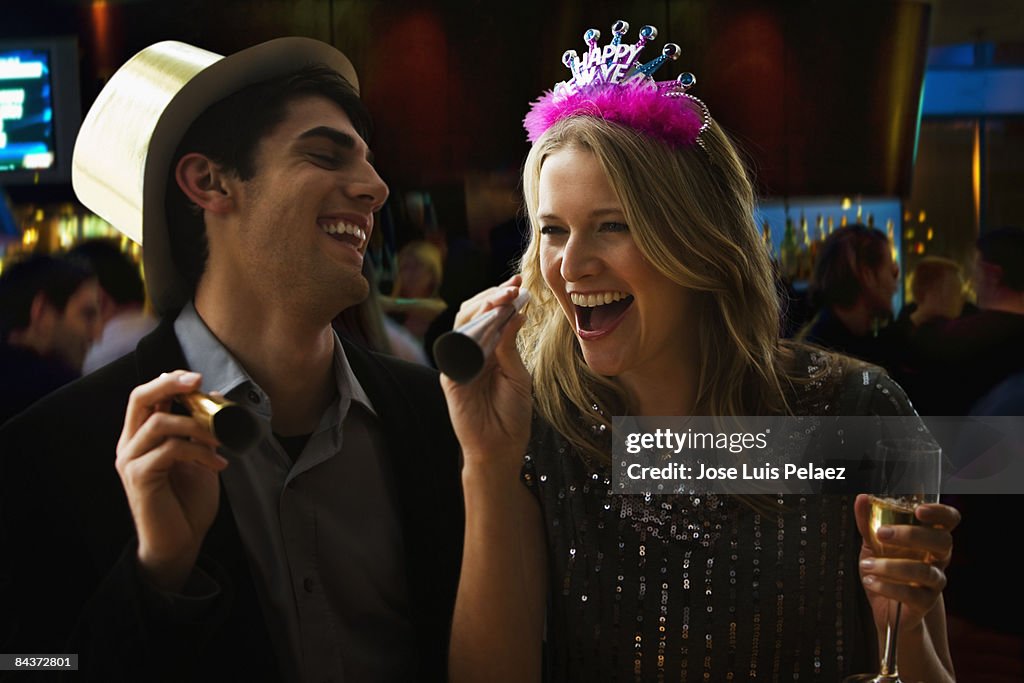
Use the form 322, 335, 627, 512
381, 239, 446, 340
890, 256, 968, 412
903, 256, 967, 327
68, 238, 158, 374
917, 228, 1024, 662
907, 226, 1024, 416
334, 258, 430, 365
376, 239, 446, 364
799, 224, 901, 371
0, 253, 102, 423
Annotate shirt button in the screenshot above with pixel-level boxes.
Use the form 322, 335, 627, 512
247, 390, 261, 404
303, 577, 315, 593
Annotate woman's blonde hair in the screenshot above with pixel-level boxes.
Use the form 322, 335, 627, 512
519, 116, 792, 465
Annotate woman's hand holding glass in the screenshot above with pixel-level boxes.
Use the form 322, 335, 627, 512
439, 275, 533, 473
846, 438, 959, 683
854, 495, 960, 632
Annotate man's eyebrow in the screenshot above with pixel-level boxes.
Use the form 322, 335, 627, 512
297, 126, 356, 148
296, 126, 375, 163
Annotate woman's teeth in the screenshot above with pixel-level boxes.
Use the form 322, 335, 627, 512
569, 291, 631, 307
320, 221, 366, 244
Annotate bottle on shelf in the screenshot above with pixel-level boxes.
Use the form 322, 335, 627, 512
809, 214, 825, 272
798, 211, 811, 279
780, 214, 799, 281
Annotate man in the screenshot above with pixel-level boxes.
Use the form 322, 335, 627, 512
908, 228, 1024, 648
799, 224, 901, 371
68, 238, 159, 374
0, 38, 462, 682
907, 226, 1024, 415
0, 252, 102, 423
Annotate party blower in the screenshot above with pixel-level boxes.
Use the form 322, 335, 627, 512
434, 289, 531, 383
176, 391, 262, 453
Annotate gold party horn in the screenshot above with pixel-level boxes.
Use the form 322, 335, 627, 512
176, 391, 262, 453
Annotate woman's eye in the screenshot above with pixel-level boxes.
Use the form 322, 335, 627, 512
540, 225, 566, 236
601, 222, 629, 233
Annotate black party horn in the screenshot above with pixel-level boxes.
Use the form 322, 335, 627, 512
434, 290, 530, 383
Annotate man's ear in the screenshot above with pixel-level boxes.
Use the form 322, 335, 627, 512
28, 290, 56, 338
857, 263, 876, 288
174, 153, 236, 215
97, 288, 116, 324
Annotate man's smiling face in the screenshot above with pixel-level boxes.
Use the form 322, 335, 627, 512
211, 95, 389, 316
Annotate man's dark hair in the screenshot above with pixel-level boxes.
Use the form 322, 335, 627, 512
165, 64, 372, 292
67, 238, 146, 306
0, 253, 95, 342
810, 224, 891, 308
976, 226, 1024, 292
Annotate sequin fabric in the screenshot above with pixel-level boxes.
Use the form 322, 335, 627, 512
521, 349, 916, 682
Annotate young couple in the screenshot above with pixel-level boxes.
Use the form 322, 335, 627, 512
1, 20, 956, 683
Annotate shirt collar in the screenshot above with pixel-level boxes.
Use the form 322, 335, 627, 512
174, 302, 250, 399
332, 330, 376, 416
173, 301, 376, 419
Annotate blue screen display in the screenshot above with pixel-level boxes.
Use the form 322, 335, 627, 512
0, 49, 56, 173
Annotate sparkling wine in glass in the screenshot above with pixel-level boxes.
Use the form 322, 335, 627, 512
844, 437, 942, 683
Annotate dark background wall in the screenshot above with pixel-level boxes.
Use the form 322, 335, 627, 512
4, 0, 933, 197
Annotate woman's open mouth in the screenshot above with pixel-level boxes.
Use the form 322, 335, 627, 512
571, 291, 634, 339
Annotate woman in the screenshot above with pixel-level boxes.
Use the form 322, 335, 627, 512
442, 21, 958, 682
382, 239, 447, 341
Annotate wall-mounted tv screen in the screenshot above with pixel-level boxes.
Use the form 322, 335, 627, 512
0, 37, 80, 185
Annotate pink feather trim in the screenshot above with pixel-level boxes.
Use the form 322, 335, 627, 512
523, 86, 703, 148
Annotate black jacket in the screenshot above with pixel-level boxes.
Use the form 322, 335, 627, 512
0, 319, 463, 681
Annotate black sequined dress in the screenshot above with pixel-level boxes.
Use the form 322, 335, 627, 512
522, 351, 916, 682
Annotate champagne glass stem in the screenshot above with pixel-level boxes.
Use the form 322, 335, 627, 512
879, 600, 902, 678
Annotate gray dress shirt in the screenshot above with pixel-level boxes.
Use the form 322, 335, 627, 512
174, 303, 416, 682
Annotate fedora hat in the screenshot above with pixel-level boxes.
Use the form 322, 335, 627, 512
72, 37, 358, 315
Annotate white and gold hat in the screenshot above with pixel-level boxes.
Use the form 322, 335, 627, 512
72, 37, 358, 315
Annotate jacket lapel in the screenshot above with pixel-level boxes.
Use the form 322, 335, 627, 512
341, 339, 436, 512
133, 315, 189, 380
340, 341, 442, 618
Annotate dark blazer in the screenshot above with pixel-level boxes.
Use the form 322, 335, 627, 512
0, 319, 463, 682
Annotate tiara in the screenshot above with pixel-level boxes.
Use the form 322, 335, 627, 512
523, 20, 711, 151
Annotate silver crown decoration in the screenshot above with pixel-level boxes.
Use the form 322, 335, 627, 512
556, 20, 698, 97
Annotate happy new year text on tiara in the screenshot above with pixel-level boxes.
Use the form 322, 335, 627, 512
524, 20, 711, 151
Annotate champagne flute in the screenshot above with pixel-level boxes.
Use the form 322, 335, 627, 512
844, 437, 942, 683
